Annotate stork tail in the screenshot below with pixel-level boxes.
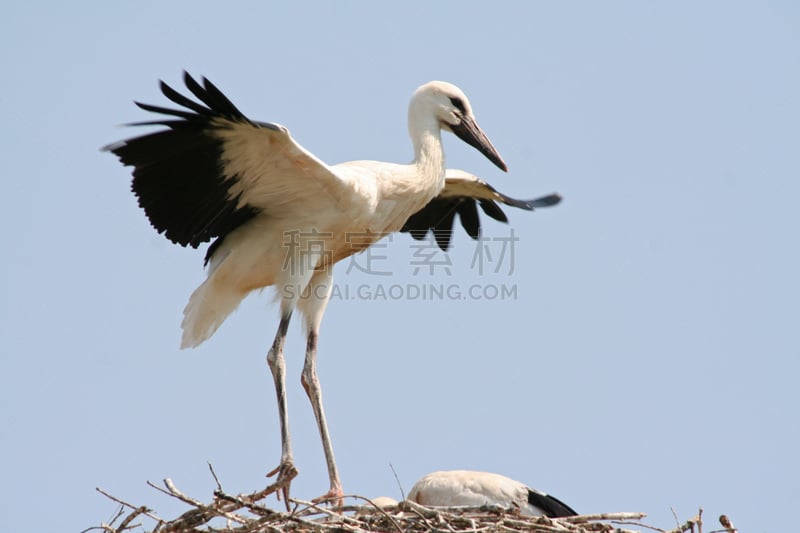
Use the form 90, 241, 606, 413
180, 278, 245, 348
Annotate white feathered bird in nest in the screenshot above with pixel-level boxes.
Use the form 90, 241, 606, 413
408, 470, 577, 517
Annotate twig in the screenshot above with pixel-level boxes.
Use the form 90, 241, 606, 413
670, 508, 682, 532
502, 517, 566, 533
209, 461, 224, 492
290, 496, 365, 526
81, 504, 125, 533
149, 478, 252, 530
565, 512, 647, 523
612, 520, 665, 533
106, 505, 127, 528
389, 462, 406, 501
96, 487, 162, 523
214, 489, 281, 518
398, 499, 440, 531
664, 509, 702, 533
117, 507, 149, 532
349, 495, 405, 533
145, 480, 175, 500
164, 478, 204, 507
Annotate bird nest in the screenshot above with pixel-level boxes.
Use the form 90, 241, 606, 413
86, 477, 738, 533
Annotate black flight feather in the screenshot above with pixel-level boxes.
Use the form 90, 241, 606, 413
104, 73, 261, 259
527, 489, 578, 518
401, 190, 561, 251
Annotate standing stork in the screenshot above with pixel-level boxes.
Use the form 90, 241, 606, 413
105, 73, 560, 506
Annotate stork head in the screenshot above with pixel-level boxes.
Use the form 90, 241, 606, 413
409, 81, 507, 171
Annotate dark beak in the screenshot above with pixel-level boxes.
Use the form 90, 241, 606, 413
451, 115, 508, 172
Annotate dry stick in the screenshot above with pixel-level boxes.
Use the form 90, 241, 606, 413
564, 512, 647, 523
105, 505, 128, 529
611, 521, 666, 533
348, 495, 406, 533
96, 487, 163, 523
146, 480, 183, 502
595, 527, 642, 533
498, 526, 535, 533
400, 501, 510, 518
501, 520, 568, 533
164, 478, 204, 507
664, 511, 702, 533
388, 462, 406, 501
79, 525, 118, 533
146, 478, 221, 531
208, 461, 224, 492
436, 508, 493, 532
400, 501, 641, 533
289, 496, 367, 527
247, 519, 284, 533
670, 508, 682, 532
506, 514, 644, 533
149, 478, 252, 529
80, 505, 130, 533
430, 526, 492, 533
503, 516, 583, 533
718, 515, 737, 533
115, 506, 150, 532
213, 483, 291, 518
213, 489, 282, 518
229, 476, 297, 512
399, 500, 441, 532
154, 473, 289, 522
285, 511, 363, 533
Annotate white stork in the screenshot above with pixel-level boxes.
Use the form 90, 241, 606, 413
105, 73, 560, 506
408, 470, 577, 517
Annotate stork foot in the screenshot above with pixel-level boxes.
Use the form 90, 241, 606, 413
311, 485, 345, 510
265, 461, 298, 510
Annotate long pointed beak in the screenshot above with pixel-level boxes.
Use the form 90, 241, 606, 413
451, 115, 508, 172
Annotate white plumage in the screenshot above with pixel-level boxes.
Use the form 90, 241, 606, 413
106, 73, 560, 506
408, 470, 577, 517
355, 496, 399, 515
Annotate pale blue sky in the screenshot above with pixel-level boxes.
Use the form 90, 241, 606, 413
2, 2, 798, 532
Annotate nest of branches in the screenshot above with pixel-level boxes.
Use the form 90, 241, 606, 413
87, 476, 738, 533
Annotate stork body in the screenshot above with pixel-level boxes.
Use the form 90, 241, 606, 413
106, 73, 560, 505
408, 470, 577, 518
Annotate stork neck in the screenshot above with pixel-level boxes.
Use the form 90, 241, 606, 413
411, 126, 446, 184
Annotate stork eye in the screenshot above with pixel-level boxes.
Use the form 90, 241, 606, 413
449, 96, 466, 114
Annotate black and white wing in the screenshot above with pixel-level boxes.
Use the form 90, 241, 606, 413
526, 487, 578, 518
400, 169, 561, 251
104, 72, 353, 263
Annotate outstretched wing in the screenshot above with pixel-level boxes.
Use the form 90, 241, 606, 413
104, 72, 352, 262
400, 169, 561, 251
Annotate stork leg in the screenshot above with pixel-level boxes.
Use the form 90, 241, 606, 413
265, 308, 297, 508
298, 268, 343, 507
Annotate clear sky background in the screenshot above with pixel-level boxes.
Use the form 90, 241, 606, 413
2, 2, 798, 532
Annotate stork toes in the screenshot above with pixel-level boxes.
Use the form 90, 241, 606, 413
311, 484, 345, 510
264, 462, 347, 512
265, 461, 299, 509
